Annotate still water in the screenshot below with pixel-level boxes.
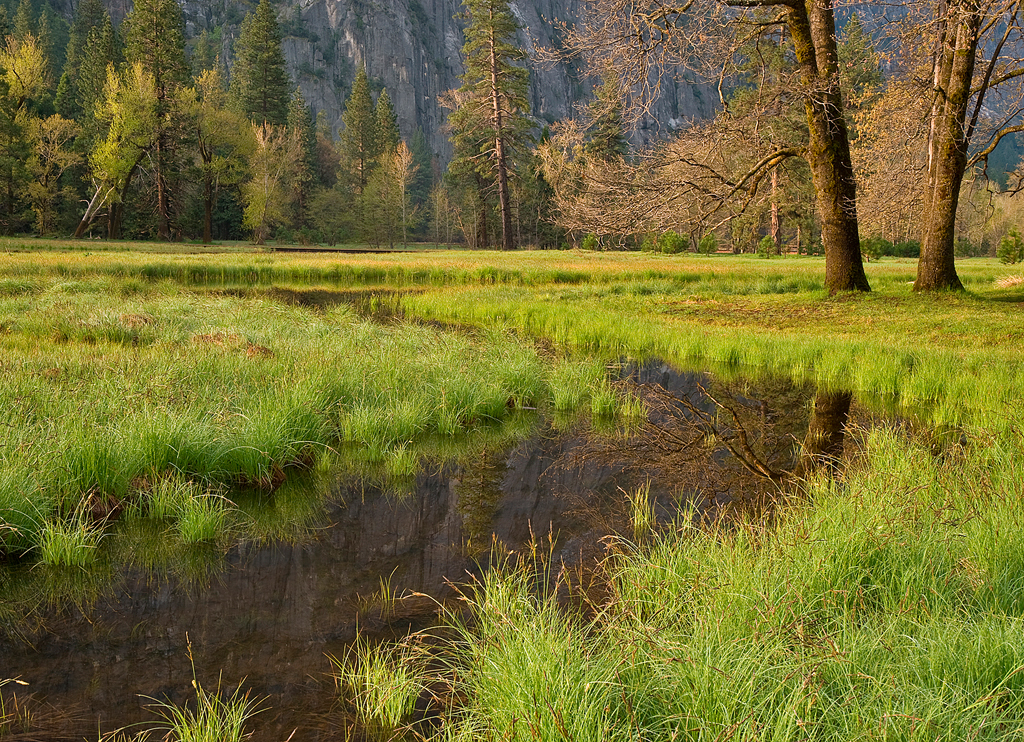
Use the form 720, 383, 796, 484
0, 364, 855, 741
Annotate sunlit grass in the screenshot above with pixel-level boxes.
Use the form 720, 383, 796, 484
410, 424, 1024, 742
331, 638, 424, 740
37, 511, 103, 567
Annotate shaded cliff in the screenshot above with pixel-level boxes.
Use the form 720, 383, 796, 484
49, 0, 717, 161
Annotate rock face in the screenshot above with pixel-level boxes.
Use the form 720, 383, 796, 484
72, 0, 717, 161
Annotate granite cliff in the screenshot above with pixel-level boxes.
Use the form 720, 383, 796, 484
52, 0, 716, 161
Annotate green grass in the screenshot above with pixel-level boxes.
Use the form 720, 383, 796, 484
332, 639, 424, 740
3, 243, 1024, 739
387, 424, 1024, 742
37, 510, 103, 567
0, 270, 572, 558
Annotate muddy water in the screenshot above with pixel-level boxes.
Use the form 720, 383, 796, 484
0, 364, 849, 741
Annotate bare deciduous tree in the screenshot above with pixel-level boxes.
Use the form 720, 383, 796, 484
556, 0, 871, 292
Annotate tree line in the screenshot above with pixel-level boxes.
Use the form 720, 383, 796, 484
0, 0, 558, 248
2, 0, 1022, 292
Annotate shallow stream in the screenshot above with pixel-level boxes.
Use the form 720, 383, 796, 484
1, 363, 864, 741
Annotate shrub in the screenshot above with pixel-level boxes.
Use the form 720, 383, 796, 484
639, 234, 657, 252
580, 232, 599, 251
998, 228, 1024, 264
893, 239, 921, 258
698, 233, 717, 255
657, 230, 686, 254
756, 235, 775, 258
860, 236, 892, 261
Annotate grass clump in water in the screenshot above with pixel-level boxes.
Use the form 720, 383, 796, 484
142, 681, 261, 742
175, 495, 233, 545
332, 639, 424, 741
37, 510, 103, 567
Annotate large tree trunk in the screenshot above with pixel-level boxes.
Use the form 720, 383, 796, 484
915, 2, 976, 292
489, 24, 514, 251
475, 173, 489, 248
786, 1, 870, 293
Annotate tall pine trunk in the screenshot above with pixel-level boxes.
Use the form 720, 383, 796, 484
489, 22, 514, 251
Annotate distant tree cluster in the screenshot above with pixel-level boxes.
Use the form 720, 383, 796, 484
0, 0, 443, 245
5, 0, 1024, 272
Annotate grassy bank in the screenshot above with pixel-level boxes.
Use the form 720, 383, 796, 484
348, 424, 1024, 741
3, 244, 1023, 740
0, 267, 628, 562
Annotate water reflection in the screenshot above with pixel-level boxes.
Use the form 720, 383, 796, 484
0, 363, 856, 741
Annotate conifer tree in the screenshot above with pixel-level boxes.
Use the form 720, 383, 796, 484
446, 0, 531, 250
230, 0, 291, 126
55, 0, 109, 120
13, 0, 33, 40
838, 13, 881, 102
76, 18, 119, 137
287, 87, 316, 228
122, 0, 188, 239
339, 67, 376, 193
584, 73, 627, 162
408, 127, 433, 209
374, 87, 399, 155
36, 8, 64, 86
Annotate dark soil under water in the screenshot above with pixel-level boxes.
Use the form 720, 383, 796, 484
0, 363, 873, 741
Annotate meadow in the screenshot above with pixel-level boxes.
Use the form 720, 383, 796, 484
2, 240, 1024, 741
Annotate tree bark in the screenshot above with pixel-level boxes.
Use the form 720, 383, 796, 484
475, 172, 489, 248
771, 167, 780, 253
490, 22, 515, 251
786, 1, 870, 293
915, 1, 976, 292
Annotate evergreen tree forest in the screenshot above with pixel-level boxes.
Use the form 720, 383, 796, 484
0, 0, 553, 246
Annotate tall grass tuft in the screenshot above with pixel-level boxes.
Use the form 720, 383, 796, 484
144, 679, 262, 742
332, 638, 424, 740
37, 510, 103, 567
175, 495, 233, 545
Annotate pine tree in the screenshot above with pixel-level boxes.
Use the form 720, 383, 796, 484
374, 87, 399, 154
36, 8, 55, 77
287, 87, 316, 228
838, 13, 881, 102
123, 0, 187, 97
13, 0, 33, 40
55, 0, 109, 120
408, 127, 433, 209
230, 0, 291, 126
77, 17, 119, 134
339, 67, 376, 193
584, 73, 627, 162
446, 0, 531, 250
122, 0, 188, 239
